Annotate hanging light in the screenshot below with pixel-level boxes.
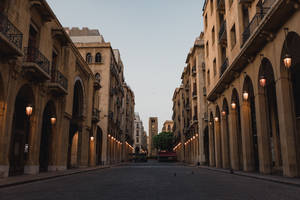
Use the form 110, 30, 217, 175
259, 76, 267, 87
283, 54, 292, 68
90, 136, 95, 141
25, 105, 33, 116
209, 121, 212, 126
221, 111, 226, 116
50, 116, 56, 125
214, 117, 219, 122
243, 91, 249, 101
231, 102, 236, 110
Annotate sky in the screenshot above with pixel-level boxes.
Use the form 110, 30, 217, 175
47, 0, 205, 133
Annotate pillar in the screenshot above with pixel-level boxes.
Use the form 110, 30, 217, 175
228, 109, 240, 170
215, 121, 222, 168
240, 102, 254, 172
276, 77, 298, 177
221, 115, 230, 168
255, 93, 272, 174
209, 123, 215, 166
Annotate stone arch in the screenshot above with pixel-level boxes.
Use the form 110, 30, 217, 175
9, 84, 35, 176
39, 100, 56, 172
242, 75, 259, 172
257, 57, 282, 174
67, 79, 85, 169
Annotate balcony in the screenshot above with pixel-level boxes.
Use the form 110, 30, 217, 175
217, 0, 225, 12
192, 91, 197, 99
23, 47, 51, 81
242, 13, 266, 46
218, 20, 227, 45
0, 12, 23, 56
219, 58, 229, 78
192, 66, 196, 76
48, 70, 68, 95
92, 108, 100, 123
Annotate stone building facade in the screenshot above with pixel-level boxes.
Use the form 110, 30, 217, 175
66, 27, 135, 164
148, 117, 158, 157
0, 0, 99, 177
133, 113, 147, 153
173, 35, 206, 165
161, 120, 174, 132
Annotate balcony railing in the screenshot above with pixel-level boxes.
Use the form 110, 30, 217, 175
51, 69, 68, 91
23, 47, 50, 75
241, 0, 274, 46
218, 20, 227, 42
219, 58, 228, 78
0, 12, 23, 51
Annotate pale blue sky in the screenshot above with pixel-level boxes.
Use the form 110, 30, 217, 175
47, 0, 205, 133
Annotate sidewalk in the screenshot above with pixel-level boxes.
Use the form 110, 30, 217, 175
198, 165, 300, 187
0, 165, 116, 188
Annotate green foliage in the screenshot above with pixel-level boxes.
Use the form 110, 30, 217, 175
153, 132, 174, 151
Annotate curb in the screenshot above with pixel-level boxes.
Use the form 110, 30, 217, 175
0, 166, 111, 189
198, 166, 300, 187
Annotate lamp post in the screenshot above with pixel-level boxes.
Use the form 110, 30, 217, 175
259, 76, 267, 87
231, 102, 236, 110
50, 116, 56, 125
243, 91, 249, 101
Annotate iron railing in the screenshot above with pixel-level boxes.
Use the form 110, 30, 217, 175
23, 47, 50, 75
51, 69, 68, 91
241, 0, 275, 45
219, 58, 228, 77
218, 20, 227, 42
0, 12, 23, 50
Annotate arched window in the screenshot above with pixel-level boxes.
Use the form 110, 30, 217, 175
86, 53, 92, 64
95, 53, 102, 63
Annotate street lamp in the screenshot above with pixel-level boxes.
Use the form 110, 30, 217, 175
90, 136, 94, 141
259, 76, 267, 87
231, 102, 236, 110
50, 116, 56, 125
243, 91, 249, 101
214, 117, 219, 122
221, 111, 226, 116
25, 105, 33, 116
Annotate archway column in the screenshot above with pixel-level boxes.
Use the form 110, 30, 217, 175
208, 124, 215, 166
56, 116, 70, 170
240, 102, 254, 172
25, 108, 42, 175
48, 122, 58, 171
214, 121, 222, 168
221, 115, 230, 168
228, 109, 240, 170
275, 76, 298, 177
255, 92, 272, 174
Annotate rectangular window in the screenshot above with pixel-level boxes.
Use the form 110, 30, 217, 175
230, 24, 236, 49
205, 14, 208, 29
206, 41, 209, 57
213, 59, 216, 76
212, 26, 215, 45
136, 137, 139, 143
210, 0, 213, 15
207, 70, 210, 85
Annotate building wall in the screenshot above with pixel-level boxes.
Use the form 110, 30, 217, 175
148, 117, 158, 157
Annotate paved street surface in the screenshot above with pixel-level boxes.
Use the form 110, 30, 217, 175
0, 161, 300, 200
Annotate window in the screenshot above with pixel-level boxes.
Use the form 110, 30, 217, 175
213, 59, 216, 76
136, 137, 139, 143
206, 41, 209, 57
212, 26, 215, 45
205, 14, 208, 29
95, 73, 101, 82
136, 131, 139, 136
207, 70, 210, 85
230, 24, 236, 49
86, 53, 92, 64
210, 0, 213, 15
95, 52, 102, 63
229, 0, 233, 8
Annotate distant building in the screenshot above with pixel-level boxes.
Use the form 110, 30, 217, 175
133, 113, 147, 153
161, 120, 174, 132
148, 117, 158, 157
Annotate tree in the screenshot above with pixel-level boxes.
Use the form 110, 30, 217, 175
153, 132, 174, 152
